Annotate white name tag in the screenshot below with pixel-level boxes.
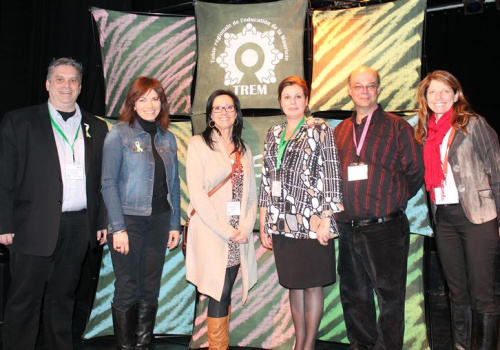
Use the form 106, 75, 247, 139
347, 163, 368, 181
434, 188, 460, 205
272, 180, 281, 197
227, 201, 241, 216
66, 163, 84, 180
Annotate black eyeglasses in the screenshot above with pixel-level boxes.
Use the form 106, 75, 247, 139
212, 105, 236, 113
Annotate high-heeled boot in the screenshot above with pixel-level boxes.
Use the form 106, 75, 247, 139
112, 304, 137, 350
135, 301, 158, 350
450, 302, 472, 350
475, 313, 500, 350
206, 312, 230, 350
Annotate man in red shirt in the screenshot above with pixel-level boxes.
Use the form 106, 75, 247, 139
334, 66, 424, 349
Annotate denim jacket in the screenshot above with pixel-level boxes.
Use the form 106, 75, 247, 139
101, 121, 181, 233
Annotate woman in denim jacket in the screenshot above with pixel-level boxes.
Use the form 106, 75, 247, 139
102, 77, 181, 349
416, 70, 500, 350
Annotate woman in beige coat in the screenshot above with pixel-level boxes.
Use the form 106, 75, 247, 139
185, 90, 258, 349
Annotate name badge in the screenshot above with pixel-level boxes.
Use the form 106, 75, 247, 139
227, 201, 241, 216
66, 163, 84, 180
272, 181, 282, 197
347, 163, 368, 181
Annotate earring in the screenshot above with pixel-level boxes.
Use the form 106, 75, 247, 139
209, 120, 216, 128
234, 118, 239, 125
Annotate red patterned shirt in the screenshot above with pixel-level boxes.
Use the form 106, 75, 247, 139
333, 106, 424, 221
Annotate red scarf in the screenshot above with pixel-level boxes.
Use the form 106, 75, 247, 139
423, 107, 454, 202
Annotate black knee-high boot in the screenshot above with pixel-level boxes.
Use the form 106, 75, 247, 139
135, 301, 158, 350
475, 313, 499, 350
112, 304, 137, 350
450, 302, 472, 350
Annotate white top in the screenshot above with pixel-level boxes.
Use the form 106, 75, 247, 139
434, 128, 459, 205
48, 102, 87, 212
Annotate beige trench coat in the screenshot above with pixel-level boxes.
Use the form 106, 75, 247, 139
185, 135, 258, 303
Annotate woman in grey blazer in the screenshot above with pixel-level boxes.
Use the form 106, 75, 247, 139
416, 70, 500, 350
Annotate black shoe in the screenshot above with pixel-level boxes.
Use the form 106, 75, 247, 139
450, 302, 472, 350
112, 304, 137, 350
135, 301, 158, 350
475, 313, 499, 350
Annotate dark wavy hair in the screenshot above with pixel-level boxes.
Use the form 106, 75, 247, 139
415, 70, 475, 145
201, 89, 246, 155
120, 77, 170, 131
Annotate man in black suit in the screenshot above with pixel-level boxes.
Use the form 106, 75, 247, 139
0, 57, 108, 350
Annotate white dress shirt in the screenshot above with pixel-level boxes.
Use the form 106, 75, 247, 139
48, 102, 87, 212
434, 128, 460, 205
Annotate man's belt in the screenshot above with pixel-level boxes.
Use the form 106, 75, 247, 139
351, 210, 404, 228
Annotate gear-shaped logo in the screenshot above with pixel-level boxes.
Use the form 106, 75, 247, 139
216, 23, 284, 86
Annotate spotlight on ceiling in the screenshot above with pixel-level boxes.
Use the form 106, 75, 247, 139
463, 0, 485, 14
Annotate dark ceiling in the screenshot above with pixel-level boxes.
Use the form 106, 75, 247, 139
126, 0, 477, 15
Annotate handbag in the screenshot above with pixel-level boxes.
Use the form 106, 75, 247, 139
182, 173, 232, 257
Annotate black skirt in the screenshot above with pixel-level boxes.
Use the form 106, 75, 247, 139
272, 234, 336, 289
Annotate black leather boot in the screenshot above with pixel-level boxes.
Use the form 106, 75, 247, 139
475, 313, 499, 350
135, 301, 158, 350
450, 302, 472, 350
112, 304, 137, 350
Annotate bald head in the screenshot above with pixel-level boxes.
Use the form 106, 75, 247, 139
347, 66, 381, 120
347, 66, 380, 86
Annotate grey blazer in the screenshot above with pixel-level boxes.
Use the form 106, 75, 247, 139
445, 115, 500, 225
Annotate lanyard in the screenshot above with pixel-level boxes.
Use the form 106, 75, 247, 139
231, 150, 242, 184
442, 128, 456, 177
277, 117, 305, 170
352, 110, 375, 158
49, 111, 81, 162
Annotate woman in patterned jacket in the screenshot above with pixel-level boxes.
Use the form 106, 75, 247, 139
259, 76, 343, 350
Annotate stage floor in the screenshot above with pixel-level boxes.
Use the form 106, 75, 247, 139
74, 336, 348, 349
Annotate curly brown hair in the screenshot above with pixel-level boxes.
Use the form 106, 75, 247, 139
415, 70, 476, 145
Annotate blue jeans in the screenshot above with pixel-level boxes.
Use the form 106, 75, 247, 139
338, 216, 410, 350
108, 211, 170, 310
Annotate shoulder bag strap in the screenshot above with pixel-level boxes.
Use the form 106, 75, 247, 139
188, 172, 232, 217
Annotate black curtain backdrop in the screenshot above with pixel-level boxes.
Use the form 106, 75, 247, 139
0, 0, 499, 132
0, 1, 498, 346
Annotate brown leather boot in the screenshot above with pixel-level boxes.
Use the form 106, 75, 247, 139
206, 314, 230, 350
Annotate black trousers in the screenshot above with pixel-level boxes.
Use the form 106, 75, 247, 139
108, 212, 170, 310
2, 210, 90, 350
338, 215, 410, 350
435, 204, 500, 314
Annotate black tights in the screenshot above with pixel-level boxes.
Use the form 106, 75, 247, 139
289, 287, 324, 350
207, 265, 239, 318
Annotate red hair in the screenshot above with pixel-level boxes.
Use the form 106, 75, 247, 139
278, 76, 310, 101
120, 77, 170, 130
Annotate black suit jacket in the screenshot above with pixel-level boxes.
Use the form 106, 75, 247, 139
0, 103, 108, 256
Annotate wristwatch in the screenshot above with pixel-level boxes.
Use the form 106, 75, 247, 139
321, 212, 333, 219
